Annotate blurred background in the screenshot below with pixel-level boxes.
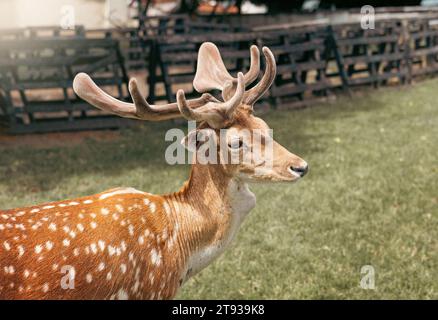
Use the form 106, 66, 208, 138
0, 0, 436, 299
3, 0, 438, 133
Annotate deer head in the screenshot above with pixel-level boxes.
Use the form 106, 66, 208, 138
73, 42, 308, 183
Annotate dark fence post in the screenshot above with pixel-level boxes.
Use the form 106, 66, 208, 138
115, 41, 130, 100
0, 89, 16, 127
402, 20, 412, 85
147, 39, 158, 103
326, 25, 351, 96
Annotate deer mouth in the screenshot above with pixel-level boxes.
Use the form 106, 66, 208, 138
287, 167, 303, 179
236, 165, 300, 183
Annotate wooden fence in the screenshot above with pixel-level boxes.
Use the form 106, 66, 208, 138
3, 14, 438, 133
0, 36, 132, 133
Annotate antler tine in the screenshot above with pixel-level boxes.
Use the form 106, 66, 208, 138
128, 78, 157, 118
73, 73, 138, 119
221, 72, 245, 116
221, 46, 260, 101
73, 73, 216, 121
177, 73, 245, 128
243, 47, 276, 106
244, 45, 261, 85
176, 90, 204, 122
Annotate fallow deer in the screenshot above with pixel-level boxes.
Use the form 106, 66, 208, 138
0, 42, 308, 299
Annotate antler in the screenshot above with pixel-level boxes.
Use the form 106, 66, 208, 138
73, 73, 217, 121
73, 42, 277, 126
177, 72, 245, 129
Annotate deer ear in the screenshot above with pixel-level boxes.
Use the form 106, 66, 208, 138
181, 129, 198, 152
181, 128, 217, 152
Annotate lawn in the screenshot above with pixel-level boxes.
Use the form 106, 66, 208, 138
1, 79, 437, 299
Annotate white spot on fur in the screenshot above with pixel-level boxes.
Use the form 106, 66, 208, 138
86, 274, 92, 283
3, 241, 11, 251
117, 288, 129, 300
4, 265, 14, 274
150, 249, 161, 266
128, 225, 134, 236
34, 244, 43, 254
163, 201, 171, 216
98, 262, 105, 271
90, 222, 97, 229
98, 240, 105, 251
132, 280, 140, 293
149, 202, 156, 213
15, 223, 25, 231
18, 245, 25, 257
45, 241, 54, 251
108, 245, 116, 256
90, 243, 98, 254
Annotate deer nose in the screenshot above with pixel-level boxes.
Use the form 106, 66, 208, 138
290, 164, 308, 177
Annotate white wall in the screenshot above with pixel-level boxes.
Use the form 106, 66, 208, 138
0, 0, 132, 30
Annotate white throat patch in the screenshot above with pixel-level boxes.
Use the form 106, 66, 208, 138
183, 179, 256, 282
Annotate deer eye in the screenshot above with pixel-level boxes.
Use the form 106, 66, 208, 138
228, 138, 243, 149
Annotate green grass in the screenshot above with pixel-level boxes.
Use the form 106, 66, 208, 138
1, 79, 437, 299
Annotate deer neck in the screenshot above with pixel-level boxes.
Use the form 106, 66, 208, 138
173, 163, 256, 281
